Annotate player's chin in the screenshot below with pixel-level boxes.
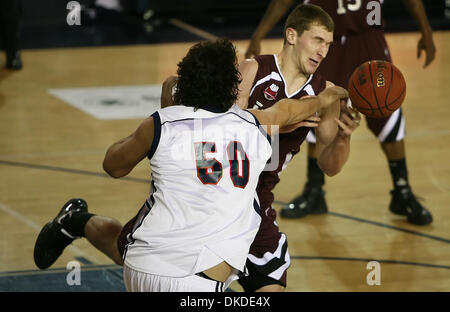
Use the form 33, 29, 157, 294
306, 61, 320, 74
305, 68, 318, 75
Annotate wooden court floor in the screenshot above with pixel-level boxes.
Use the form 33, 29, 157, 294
0, 31, 449, 292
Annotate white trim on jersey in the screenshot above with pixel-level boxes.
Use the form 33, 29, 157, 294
306, 130, 317, 144
268, 251, 291, 281
280, 152, 293, 174
304, 84, 316, 96
273, 55, 313, 98
249, 71, 282, 97
377, 108, 404, 142
396, 111, 406, 141
247, 234, 287, 266
247, 233, 291, 280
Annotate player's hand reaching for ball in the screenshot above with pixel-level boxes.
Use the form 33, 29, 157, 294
318, 86, 349, 110
335, 102, 361, 137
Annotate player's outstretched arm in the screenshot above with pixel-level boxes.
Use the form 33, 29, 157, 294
103, 117, 155, 178
402, 0, 436, 67
315, 83, 361, 177
248, 85, 348, 135
245, 0, 294, 59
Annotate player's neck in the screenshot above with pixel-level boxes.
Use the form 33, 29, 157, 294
276, 51, 310, 92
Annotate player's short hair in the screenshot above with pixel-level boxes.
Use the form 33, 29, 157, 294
284, 4, 334, 42
174, 38, 241, 112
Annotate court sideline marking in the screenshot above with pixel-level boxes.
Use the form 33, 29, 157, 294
291, 256, 450, 270
1, 159, 448, 245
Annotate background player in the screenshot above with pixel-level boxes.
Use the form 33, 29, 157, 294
0, 0, 23, 69
245, 0, 435, 225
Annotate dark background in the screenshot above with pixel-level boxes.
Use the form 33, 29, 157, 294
17, 0, 450, 49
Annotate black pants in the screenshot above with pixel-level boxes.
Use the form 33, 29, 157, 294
0, 0, 22, 56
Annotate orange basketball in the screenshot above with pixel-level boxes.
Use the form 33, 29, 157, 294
348, 60, 406, 118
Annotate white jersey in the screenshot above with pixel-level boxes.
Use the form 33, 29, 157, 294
124, 104, 272, 277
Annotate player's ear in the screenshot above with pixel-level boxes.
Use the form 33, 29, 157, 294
285, 27, 297, 45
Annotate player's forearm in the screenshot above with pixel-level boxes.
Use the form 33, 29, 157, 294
403, 0, 433, 36
317, 135, 350, 177
268, 97, 323, 127
251, 0, 294, 41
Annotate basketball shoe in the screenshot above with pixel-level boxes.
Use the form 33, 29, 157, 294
389, 187, 433, 225
33, 198, 88, 269
280, 183, 328, 218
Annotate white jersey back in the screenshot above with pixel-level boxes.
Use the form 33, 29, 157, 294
124, 104, 272, 277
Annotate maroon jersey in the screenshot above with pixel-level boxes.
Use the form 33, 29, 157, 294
249, 55, 326, 207
249, 54, 326, 155
306, 0, 384, 36
247, 54, 326, 258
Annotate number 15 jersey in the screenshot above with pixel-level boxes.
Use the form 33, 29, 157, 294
123, 104, 272, 278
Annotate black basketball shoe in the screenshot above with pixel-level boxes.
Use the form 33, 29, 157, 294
389, 188, 433, 225
280, 183, 328, 218
33, 198, 88, 269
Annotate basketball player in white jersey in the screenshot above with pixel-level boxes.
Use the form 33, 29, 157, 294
33, 38, 356, 292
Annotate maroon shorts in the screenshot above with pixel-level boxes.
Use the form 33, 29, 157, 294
238, 170, 290, 291
239, 131, 309, 291
117, 202, 149, 259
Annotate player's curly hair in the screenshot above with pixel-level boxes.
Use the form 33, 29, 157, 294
174, 38, 241, 112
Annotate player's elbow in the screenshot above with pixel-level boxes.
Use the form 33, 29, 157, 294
318, 160, 342, 177
103, 159, 126, 178
323, 168, 340, 177
321, 164, 339, 177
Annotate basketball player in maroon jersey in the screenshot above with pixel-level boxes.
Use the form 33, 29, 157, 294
236, 4, 361, 291
245, 0, 435, 226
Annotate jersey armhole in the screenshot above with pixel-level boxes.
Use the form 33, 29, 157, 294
148, 111, 161, 159
245, 109, 271, 145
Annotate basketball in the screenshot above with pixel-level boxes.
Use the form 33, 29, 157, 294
348, 60, 406, 118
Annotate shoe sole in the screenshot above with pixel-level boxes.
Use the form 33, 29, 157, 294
34, 222, 62, 270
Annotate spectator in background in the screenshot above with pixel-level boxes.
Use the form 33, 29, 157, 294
0, 0, 23, 70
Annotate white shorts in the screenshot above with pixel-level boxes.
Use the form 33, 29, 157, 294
123, 264, 231, 292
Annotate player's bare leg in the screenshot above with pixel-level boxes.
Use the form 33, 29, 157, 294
381, 139, 405, 159
85, 216, 123, 265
